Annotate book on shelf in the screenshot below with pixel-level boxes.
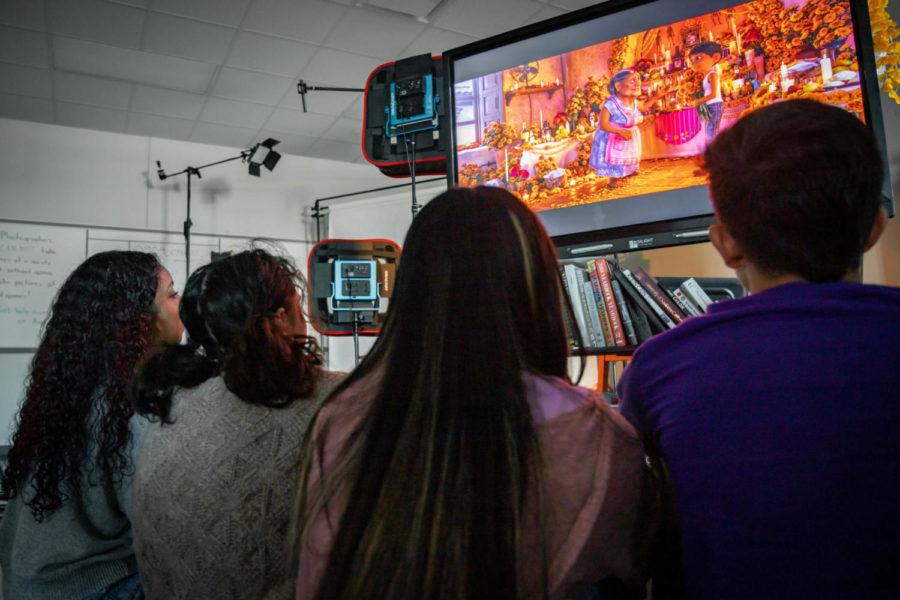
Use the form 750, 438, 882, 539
680, 277, 715, 312
608, 263, 668, 334
562, 263, 590, 348
610, 276, 640, 345
588, 259, 627, 346
580, 277, 606, 348
667, 285, 703, 317
626, 293, 654, 342
558, 265, 578, 347
630, 266, 686, 325
622, 269, 677, 330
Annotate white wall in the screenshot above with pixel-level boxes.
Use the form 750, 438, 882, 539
0, 117, 418, 443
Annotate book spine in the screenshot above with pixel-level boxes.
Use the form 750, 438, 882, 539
669, 286, 702, 317
610, 277, 639, 345
563, 264, 590, 347
585, 260, 615, 347
631, 266, 686, 324
680, 277, 714, 311
597, 302, 614, 349
558, 265, 577, 347
609, 264, 667, 333
595, 260, 627, 346
581, 278, 605, 348
623, 269, 677, 330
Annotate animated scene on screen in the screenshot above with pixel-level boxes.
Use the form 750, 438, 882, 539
453, 0, 863, 211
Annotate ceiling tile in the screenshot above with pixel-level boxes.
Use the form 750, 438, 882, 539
53, 72, 133, 109
399, 27, 478, 59
364, 0, 441, 19
323, 8, 424, 59
211, 67, 294, 105
200, 97, 274, 129
53, 37, 218, 93
0, 93, 54, 123
302, 138, 363, 163
243, 0, 345, 44
47, 0, 144, 49
226, 32, 316, 77
56, 101, 127, 132
131, 85, 206, 119
143, 12, 236, 64
0, 63, 52, 98
544, 0, 607, 10
265, 107, 334, 137
256, 129, 318, 156
151, 0, 252, 28
524, 4, 568, 25
109, 0, 150, 7
430, 0, 542, 38
288, 86, 360, 117
0, 26, 50, 68
126, 112, 195, 140
0, 0, 47, 30
301, 48, 383, 90
191, 120, 257, 148
321, 116, 363, 144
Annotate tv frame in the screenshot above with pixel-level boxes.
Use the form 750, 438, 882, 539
441, 0, 894, 257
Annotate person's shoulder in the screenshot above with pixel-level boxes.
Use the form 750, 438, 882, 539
527, 374, 640, 443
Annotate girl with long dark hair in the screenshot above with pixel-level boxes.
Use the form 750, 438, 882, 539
0, 250, 183, 600
292, 187, 654, 600
129, 247, 343, 599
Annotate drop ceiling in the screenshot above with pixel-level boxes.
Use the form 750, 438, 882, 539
0, 0, 600, 165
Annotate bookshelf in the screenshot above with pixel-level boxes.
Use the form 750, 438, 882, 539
560, 246, 746, 394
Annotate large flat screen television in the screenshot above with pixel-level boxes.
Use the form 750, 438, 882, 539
441, 0, 894, 257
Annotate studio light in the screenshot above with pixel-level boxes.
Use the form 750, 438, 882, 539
247, 138, 281, 177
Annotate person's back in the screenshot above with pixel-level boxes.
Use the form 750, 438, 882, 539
130, 248, 343, 599
292, 186, 657, 600
618, 99, 900, 599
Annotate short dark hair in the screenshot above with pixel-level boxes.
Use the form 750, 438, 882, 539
689, 41, 722, 57
702, 99, 884, 281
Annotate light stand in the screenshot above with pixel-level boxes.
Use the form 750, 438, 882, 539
156, 139, 281, 281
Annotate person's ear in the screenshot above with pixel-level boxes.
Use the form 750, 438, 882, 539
709, 222, 745, 269
863, 206, 889, 252
273, 306, 286, 322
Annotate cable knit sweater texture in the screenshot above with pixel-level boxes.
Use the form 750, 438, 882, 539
132, 371, 343, 600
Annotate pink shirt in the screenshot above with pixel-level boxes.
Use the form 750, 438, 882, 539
296, 373, 653, 599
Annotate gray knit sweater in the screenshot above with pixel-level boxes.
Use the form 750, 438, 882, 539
131, 371, 343, 600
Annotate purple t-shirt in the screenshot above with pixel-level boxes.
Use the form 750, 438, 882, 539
618, 280, 900, 599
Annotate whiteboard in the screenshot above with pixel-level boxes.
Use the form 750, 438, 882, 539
0, 222, 87, 348
1, 220, 312, 349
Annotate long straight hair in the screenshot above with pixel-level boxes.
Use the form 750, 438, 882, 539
294, 186, 572, 600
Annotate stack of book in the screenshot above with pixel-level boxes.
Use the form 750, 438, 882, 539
559, 257, 715, 350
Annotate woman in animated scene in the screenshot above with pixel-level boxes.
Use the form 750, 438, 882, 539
291, 186, 657, 600
0, 250, 183, 600
688, 41, 725, 142
588, 69, 661, 188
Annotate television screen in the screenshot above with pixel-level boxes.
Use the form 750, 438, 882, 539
442, 0, 893, 254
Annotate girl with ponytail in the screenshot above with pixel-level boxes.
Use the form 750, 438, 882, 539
130, 247, 343, 599
291, 187, 655, 600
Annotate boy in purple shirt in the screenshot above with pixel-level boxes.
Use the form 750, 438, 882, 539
619, 99, 900, 599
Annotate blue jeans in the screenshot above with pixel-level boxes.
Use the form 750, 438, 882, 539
82, 573, 144, 600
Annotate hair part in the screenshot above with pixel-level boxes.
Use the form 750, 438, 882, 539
132, 246, 322, 423
689, 41, 722, 58
607, 69, 635, 95
2, 251, 160, 520
702, 99, 884, 281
